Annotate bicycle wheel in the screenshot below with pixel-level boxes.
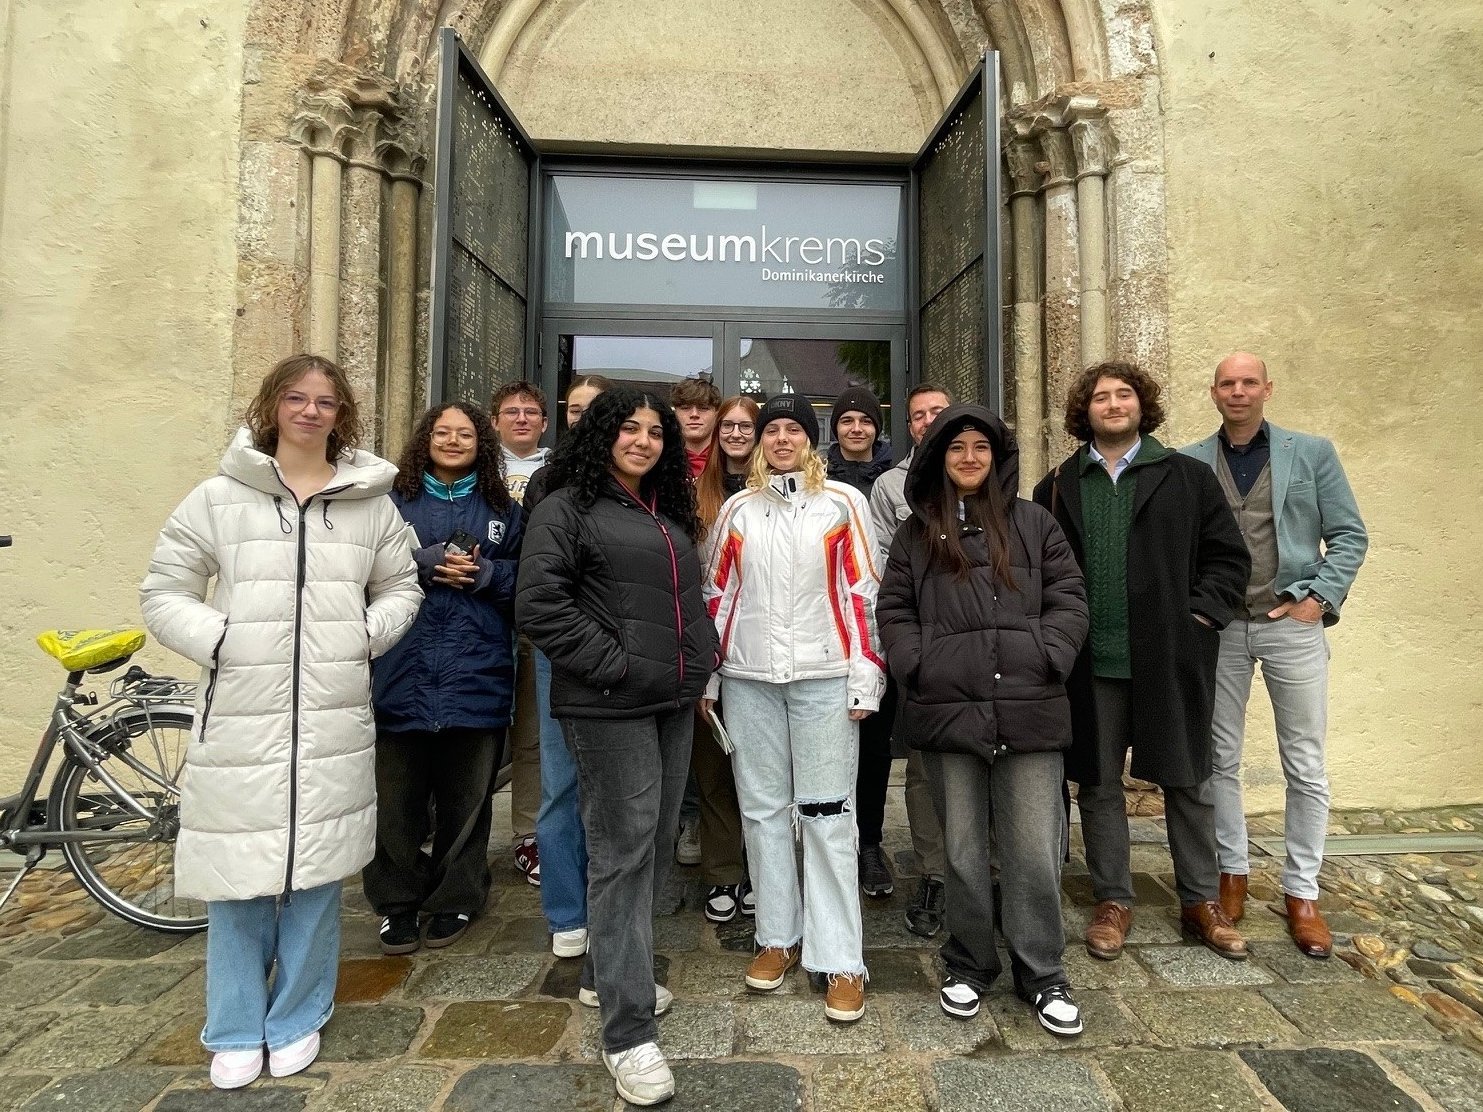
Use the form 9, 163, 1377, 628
52, 706, 207, 932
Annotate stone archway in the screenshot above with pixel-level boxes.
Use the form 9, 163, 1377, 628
234, 0, 1167, 475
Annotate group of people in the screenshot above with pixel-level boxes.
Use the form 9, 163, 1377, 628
140, 348, 1366, 1106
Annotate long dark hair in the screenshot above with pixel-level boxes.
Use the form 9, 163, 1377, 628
546, 387, 701, 542
920, 444, 1016, 588
392, 401, 512, 509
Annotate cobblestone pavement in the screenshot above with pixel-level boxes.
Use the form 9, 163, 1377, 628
2, 787, 1482, 1112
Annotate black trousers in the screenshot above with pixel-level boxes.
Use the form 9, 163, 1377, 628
363, 726, 506, 918
854, 677, 899, 847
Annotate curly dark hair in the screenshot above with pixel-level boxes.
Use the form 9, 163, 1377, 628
1063, 360, 1166, 441
545, 387, 701, 542
392, 402, 512, 509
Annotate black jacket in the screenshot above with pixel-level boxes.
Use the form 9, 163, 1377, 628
1032, 437, 1250, 787
826, 441, 894, 497
878, 406, 1088, 762
516, 480, 717, 719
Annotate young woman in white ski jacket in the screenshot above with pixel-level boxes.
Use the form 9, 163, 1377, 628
140, 355, 421, 1090
699, 393, 884, 1024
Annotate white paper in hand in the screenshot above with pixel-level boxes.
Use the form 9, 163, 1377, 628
706, 707, 735, 755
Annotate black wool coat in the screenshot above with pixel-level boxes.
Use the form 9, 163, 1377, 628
1031, 437, 1250, 787
877, 406, 1089, 764
515, 479, 717, 719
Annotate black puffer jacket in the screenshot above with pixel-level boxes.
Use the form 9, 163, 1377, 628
877, 405, 1088, 761
516, 479, 717, 719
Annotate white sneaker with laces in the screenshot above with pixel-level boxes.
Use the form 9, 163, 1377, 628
1032, 984, 1083, 1036
267, 1031, 320, 1077
939, 975, 981, 1019
552, 927, 589, 958
210, 1049, 263, 1090
579, 982, 673, 1016
602, 1040, 675, 1106
675, 820, 702, 866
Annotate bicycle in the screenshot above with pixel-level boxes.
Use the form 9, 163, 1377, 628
0, 537, 205, 932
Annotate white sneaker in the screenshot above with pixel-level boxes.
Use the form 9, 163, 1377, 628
267, 1030, 320, 1077
1032, 984, 1083, 1037
602, 1040, 675, 1106
578, 982, 673, 1016
210, 1049, 262, 1089
552, 927, 589, 958
939, 975, 981, 1019
675, 820, 702, 866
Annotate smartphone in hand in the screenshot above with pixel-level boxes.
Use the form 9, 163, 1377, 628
445, 529, 480, 557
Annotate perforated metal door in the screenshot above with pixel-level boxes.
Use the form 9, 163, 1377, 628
428, 28, 538, 406
911, 55, 1002, 411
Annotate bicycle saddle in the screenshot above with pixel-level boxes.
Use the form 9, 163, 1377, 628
36, 628, 147, 673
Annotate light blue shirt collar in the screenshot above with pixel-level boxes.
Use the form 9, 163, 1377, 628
1088, 436, 1141, 484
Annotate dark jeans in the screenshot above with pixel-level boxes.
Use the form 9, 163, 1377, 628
692, 708, 744, 886
363, 727, 505, 917
924, 748, 1068, 998
1076, 677, 1219, 906
563, 706, 693, 1054
854, 677, 899, 847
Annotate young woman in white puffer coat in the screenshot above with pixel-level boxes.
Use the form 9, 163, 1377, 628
140, 355, 421, 1090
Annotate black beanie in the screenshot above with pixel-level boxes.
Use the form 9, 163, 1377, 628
757, 393, 820, 447
831, 386, 884, 438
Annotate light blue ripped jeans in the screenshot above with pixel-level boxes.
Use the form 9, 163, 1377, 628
723, 676, 865, 977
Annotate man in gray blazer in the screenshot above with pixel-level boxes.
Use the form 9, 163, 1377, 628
1183, 352, 1368, 959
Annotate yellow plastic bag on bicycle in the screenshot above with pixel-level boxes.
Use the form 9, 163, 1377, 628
36, 628, 146, 672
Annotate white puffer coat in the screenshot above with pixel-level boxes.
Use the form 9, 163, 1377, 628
140, 429, 422, 902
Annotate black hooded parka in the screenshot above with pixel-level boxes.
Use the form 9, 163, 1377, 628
877, 406, 1088, 764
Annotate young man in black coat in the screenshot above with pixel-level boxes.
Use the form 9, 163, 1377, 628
1033, 361, 1252, 962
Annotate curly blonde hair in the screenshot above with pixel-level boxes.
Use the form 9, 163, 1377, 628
244, 354, 361, 461
747, 437, 828, 493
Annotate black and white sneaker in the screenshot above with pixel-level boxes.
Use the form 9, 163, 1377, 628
704, 884, 740, 923
939, 975, 981, 1019
378, 912, 420, 955
1032, 984, 1083, 1036
739, 878, 756, 918
424, 912, 471, 949
858, 844, 894, 897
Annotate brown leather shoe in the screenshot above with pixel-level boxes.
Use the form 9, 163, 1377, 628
1084, 901, 1133, 961
1180, 900, 1248, 961
1219, 872, 1248, 922
823, 973, 866, 1022
744, 945, 800, 991
1285, 895, 1333, 959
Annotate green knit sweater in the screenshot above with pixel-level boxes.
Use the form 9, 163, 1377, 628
1078, 436, 1171, 678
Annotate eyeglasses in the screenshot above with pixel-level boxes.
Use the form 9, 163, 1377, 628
499, 407, 543, 420
719, 421, 754, 434
282, 392, 341, 413
431, 429, 477, 445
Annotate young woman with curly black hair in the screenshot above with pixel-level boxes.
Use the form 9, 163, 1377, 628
516, 388, 717, 1107
365, 401, 524, 955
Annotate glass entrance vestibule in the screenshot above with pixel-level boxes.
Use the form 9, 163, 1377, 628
426, 29, 1003, 451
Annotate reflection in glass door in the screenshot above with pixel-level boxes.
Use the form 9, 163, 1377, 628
554, 333, 715, 426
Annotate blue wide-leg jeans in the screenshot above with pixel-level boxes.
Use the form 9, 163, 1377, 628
535, 649, 589, 933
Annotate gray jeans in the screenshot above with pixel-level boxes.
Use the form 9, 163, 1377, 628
923, 749, 1068, 999
562, 707, 693, 1054
1076, 678, 1220, 906
1201, 617, 1330, 899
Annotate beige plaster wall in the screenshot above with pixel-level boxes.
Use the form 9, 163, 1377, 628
488, 0, 943, 153
1152, 0, 1483, 810
0, 1, 249, 787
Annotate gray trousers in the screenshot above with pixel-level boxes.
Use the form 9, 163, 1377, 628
924, 749, 1068, 999
563, 707, 693, 1054
1201, 617, 1330, 899
905, 750, 946, 880
1076, 678, 1220, 906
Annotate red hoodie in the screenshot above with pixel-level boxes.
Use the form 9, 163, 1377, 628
685, 448, 708, 481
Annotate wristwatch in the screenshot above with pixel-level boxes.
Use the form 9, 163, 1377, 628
1309, 592, 1333, 615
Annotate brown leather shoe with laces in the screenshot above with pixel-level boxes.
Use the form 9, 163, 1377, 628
1285, 895, 1333, 959
1219, 872, 1248, 922
1180, 900, 1248, 961
1083, 901, 1133, 961
744, 945, 800, 991
823, 973, 866, 1022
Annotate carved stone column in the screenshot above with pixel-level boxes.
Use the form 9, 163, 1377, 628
1005, 136, 1045, 491
289, 93, 358, 361
1069, 103, 1113, 367
378, 130, 427, 463
1038, 125, 1080, 449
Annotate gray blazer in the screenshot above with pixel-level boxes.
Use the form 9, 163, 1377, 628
1181, 423, 1368, 623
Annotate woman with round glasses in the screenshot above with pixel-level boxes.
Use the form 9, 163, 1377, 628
364, 401, 524, 955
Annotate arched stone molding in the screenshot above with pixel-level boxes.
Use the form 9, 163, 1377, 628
237, 0, 1167, 465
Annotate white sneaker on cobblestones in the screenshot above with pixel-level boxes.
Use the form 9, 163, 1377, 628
552, 927, 589, 958
210, 1049, 262, 1089
268, 1031, 320, 1077
675, 820, 702, 866
1032, 984, 1083, 1037
579, 982, 673, 1016
602, 1040, 675, 1106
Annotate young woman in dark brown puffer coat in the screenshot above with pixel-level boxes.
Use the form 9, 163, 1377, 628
876, 404, 1089, 1035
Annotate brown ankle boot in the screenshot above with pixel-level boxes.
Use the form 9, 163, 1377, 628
1180, 900, 1248, 961
1219, 872, 1248, 922
1083, 901, 1133, 961
1285, 896, 1333, 959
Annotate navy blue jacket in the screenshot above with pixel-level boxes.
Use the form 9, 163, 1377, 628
372, 483, 524, 733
